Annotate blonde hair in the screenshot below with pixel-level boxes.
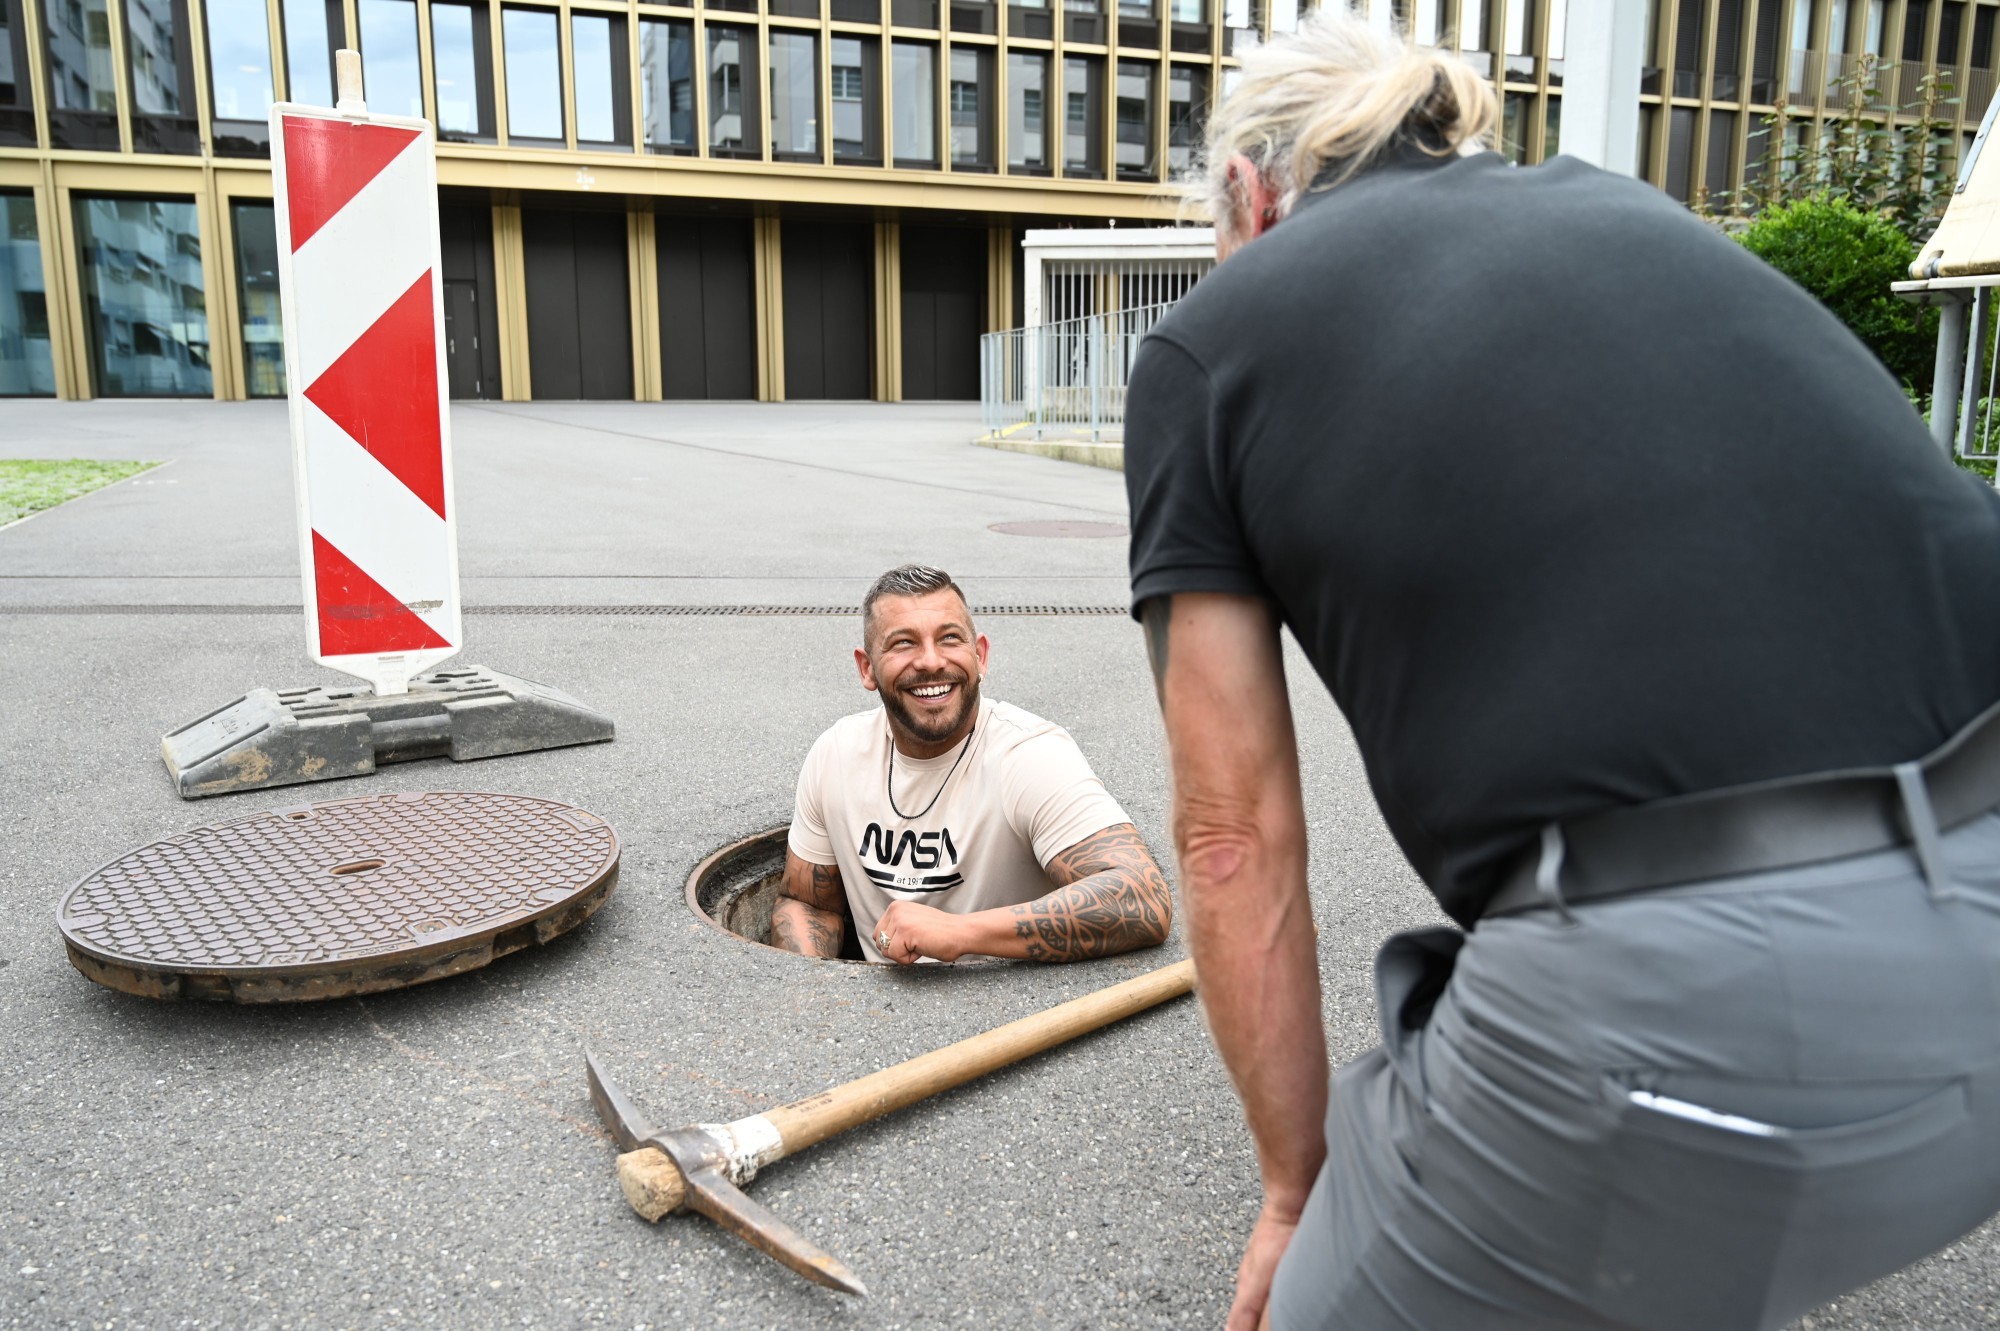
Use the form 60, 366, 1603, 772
1189, 7, 1498, 234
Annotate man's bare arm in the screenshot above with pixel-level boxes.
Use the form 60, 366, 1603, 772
1148, 591, 1325, 1331
875, 823, 1172, 964
769, 850, 849, 958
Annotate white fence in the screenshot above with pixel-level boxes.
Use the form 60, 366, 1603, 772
980, 302, 1176, 443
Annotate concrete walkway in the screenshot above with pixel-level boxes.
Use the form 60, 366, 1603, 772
0, 400, 1992, 1330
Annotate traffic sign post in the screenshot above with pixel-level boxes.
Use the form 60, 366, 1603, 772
160, 51, 613, 798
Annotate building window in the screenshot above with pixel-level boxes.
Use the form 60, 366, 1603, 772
1502, 88, 1530, 162
74, 195, 211, 398
281, 0, 341, 108
1115, 58, 1155, 180
44, 0, 119, 149
1008, 51, 1049, 171
432, 0, 496, 142
573, 13, 632, 147
231, 200, 283, 397
359, 0, 425, 118
0, 0, 35, 146
205, 0, 275, 154
708, 24, 761, 157
1063, 54, 1102, 177
1119, 0, 1160, 49
1404, 0, 1442, 45
769, 30, 819, 159
831, 36, 882, 165
1267, 0, 1297, 36
892, 39, 937, 166
502, 6, 562, 142
1011, 0, 1054, 42
640, 17, 695, 154
0, 193, 54, 395
124, 0, 200, 152
1166, 62, 1204, 173
1460, 0, 1492, 73
1169, 0, 1208, 53
949, 45, 993, 169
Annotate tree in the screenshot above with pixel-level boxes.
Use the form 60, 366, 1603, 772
1734, 195, 1940, 396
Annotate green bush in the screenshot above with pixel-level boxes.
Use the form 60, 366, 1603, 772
1735, 194, 1939, 395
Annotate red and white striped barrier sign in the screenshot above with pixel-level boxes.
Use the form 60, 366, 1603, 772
269, 93, 460, 696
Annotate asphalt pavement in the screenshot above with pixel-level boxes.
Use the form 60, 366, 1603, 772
1, 400, 1994, 1330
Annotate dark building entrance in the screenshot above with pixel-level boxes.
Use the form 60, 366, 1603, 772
899, 225, 984, 400
780, 219, 872, 400
523, 208, 633, 400
656, 215, 757, 399
439, 203, 501, 400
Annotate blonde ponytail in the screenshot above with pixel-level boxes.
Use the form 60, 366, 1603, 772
1189, 7, 1498, 232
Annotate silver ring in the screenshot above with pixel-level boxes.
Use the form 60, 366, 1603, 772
877, 931, 891, 949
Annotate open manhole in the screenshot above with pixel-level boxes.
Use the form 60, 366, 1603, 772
58, 791, 619, 1002
987, 520, 1128, 538
687, 826, 868, 962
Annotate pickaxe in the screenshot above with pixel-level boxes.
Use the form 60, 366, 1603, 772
585, 956, 1197, 1295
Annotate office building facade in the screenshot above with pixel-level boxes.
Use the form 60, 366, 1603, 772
0, 0, 1993, 401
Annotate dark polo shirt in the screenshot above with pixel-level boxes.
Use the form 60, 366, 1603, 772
1125, 149, 2000, 927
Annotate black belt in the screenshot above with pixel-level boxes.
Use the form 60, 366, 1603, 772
1482, 696, 2000, 920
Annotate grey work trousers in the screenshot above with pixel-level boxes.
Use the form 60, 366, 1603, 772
1268, 810, 2000, 1331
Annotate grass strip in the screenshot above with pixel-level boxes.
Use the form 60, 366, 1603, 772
0, 459, 162, 526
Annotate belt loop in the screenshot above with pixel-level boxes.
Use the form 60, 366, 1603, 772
1895, 761, 1960, 904
1535, 823, 1578, 926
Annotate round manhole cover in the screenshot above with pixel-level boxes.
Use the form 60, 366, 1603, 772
988, 520, 1129, 538
58, 791, 619, 1002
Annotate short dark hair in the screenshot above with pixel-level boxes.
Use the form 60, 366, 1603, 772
862, 564, 969, 646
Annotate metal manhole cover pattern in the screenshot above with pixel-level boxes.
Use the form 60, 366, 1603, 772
58, 791, 619, 1002
987, 521, 1129, 538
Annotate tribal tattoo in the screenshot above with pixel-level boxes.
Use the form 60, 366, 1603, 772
1010, 823, 1174, 962
771, 856, 848, 958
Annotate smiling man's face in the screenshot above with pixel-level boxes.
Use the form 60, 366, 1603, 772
856, 589, 990, 756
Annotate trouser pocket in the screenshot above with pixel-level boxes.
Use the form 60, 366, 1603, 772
1589, 1074, 1971, 1331
1372, 925, 1464, 1092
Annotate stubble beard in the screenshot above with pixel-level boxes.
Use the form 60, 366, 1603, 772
881, 672, 981, 749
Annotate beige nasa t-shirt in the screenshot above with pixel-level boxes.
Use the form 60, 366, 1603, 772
788, 697, 1130, 962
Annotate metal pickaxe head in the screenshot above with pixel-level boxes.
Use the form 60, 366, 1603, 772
584, 1052, 867, 1297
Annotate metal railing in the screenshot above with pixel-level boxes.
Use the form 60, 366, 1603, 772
980, 301, 1175, 444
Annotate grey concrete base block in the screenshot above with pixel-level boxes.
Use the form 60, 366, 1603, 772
161, 666, 616, 799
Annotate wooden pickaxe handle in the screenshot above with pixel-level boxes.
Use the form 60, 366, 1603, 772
617, 956, 1196, 1219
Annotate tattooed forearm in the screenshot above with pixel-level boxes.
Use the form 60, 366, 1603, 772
1140, 596, 1173, 701
1010, 823, 1174, 962
772, 854, 848, 957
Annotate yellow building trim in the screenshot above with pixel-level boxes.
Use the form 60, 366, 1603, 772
104, 0, 134, 156
985, 223, 1011, 332
630, 207, 662, 399
873, 219, 900, 401
50, 181, 93, 398
32, 165, 80, 399
492, 202, 531, 398
754, 212, 783, 401
198, 174, 237, 399
430, 149, 1181, 215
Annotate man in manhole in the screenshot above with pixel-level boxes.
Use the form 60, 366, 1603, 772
770, 563, 1172, 965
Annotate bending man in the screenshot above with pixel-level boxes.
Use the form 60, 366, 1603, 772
1127, 14, 2000, 1331
772, 563, 1171, 965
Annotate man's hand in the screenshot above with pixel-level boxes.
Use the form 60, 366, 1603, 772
873, 899, 970, 964
770, 850, 850, 958
1228, 1199, 1303, 1331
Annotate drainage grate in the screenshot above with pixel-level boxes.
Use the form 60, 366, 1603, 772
1, 602, 1131, 617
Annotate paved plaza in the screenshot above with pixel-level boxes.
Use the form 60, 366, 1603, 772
1, 400, 1994, 1329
